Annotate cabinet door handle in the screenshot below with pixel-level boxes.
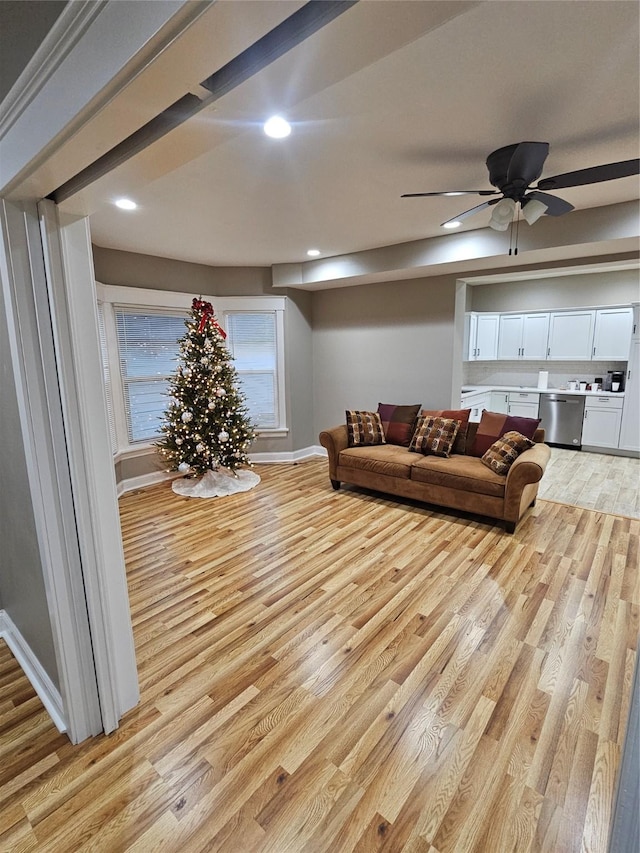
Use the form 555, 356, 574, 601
584, 411, 588, 419
593, 346, 596, 356
547, 347, 550, 356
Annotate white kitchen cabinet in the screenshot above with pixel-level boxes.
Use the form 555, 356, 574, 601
592, 308, 633, 360
619, 339, 639, 451
507, 391, 539, 419
631, 304, 640, 341
547, 310, 596, 360
497, 313, 549, 360
497, 315, 523, 360
461, 391, 491, 422
466, 313, 499, 361
490, 391, 509, 413
582, 395, 623, 448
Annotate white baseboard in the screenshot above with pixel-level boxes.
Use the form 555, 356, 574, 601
116, 447, 327, 496
249, 445, 327, 464
0, 609, 66, 733
116, 469, 180, 497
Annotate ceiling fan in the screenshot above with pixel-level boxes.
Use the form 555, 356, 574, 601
402, 142, 640, 230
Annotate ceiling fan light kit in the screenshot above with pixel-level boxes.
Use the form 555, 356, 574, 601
489, 197, 516, 231
521, 197, 548, 225
403, 141, 640, 236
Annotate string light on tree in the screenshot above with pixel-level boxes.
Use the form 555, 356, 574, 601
156, 297, 260, 498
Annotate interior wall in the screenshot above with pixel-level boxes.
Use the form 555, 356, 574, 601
469, 268, 640, 312
0, 1, 67, 102
92, 246, 315, 470
312, 274, 457, 435
0, 272, 59, 688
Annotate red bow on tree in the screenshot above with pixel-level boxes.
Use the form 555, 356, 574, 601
192, 298, 227, 338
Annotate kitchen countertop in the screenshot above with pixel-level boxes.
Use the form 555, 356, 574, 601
461, 385, 625, 398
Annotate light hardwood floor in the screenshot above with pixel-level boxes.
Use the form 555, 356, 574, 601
1, 459, 638, 852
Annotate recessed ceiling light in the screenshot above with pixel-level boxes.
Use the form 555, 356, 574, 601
307, 249, 321, 257
115, 198, 137, 210
263, 115, 291, 139
443, 220, 461, 229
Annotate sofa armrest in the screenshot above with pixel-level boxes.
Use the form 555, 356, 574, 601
504, 442, 551, 507
319, 425, 349, 480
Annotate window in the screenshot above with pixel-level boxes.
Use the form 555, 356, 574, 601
96, 284, 287, 453
114, 309, 185, 443
225, 312, 279, 429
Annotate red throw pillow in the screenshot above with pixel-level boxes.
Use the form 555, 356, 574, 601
470, 411, 540, 457
377, 403, 421, 447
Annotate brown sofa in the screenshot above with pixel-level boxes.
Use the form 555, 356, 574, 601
319, 421, 550, 533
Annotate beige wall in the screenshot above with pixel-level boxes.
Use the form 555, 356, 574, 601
470, 268, 639, 313
312, 275, 457, 435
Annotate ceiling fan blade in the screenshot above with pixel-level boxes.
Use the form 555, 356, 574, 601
537, 158, 640, 190
523, 191, 574, 216
506, 142, 550, 186
401, 190, 499, 198
440, 197, 501, 226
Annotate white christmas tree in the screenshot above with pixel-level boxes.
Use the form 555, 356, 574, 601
156, 298, 260, 497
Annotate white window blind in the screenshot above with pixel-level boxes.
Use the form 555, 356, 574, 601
226, 312, 278, 429
115, 309, 185, 443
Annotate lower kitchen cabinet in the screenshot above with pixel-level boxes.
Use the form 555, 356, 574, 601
582, 395, 623, 448
461, 392, 490, 422
490, 391, 509, 414
507, 391, 539, 419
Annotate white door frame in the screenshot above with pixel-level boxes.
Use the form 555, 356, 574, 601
40, 200, 139, 730
0, 199, 104, 742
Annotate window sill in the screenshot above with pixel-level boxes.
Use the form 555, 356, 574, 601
113, 430, 290, 462
114, 444, 158, 463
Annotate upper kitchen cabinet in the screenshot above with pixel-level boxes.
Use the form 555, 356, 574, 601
547, 310, 596, 360
592, 307, 633, 360
497, 313, 549, 360
466, 313, 499, 361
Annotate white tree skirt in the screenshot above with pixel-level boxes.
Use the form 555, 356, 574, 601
172, 467, 260, 498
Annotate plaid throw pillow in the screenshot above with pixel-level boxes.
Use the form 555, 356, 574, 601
421, 408, 470, 455
377, 403, 421, 446
409, 416, 460, 458
481, 430, 535, 475
346, 410, 386, 447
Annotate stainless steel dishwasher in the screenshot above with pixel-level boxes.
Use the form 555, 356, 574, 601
538, 393, 585, 447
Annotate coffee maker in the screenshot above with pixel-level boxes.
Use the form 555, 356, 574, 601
604, 370, 625, 392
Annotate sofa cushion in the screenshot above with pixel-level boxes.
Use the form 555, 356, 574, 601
338, 444, 414, 478
346, 410, 386, 447
469, 411, 541, 457
377, 403, 421, 446
481, 430, 535, 475
421, 408, 470, 455
409, 416, 460, 458
410, 453, 506, 497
